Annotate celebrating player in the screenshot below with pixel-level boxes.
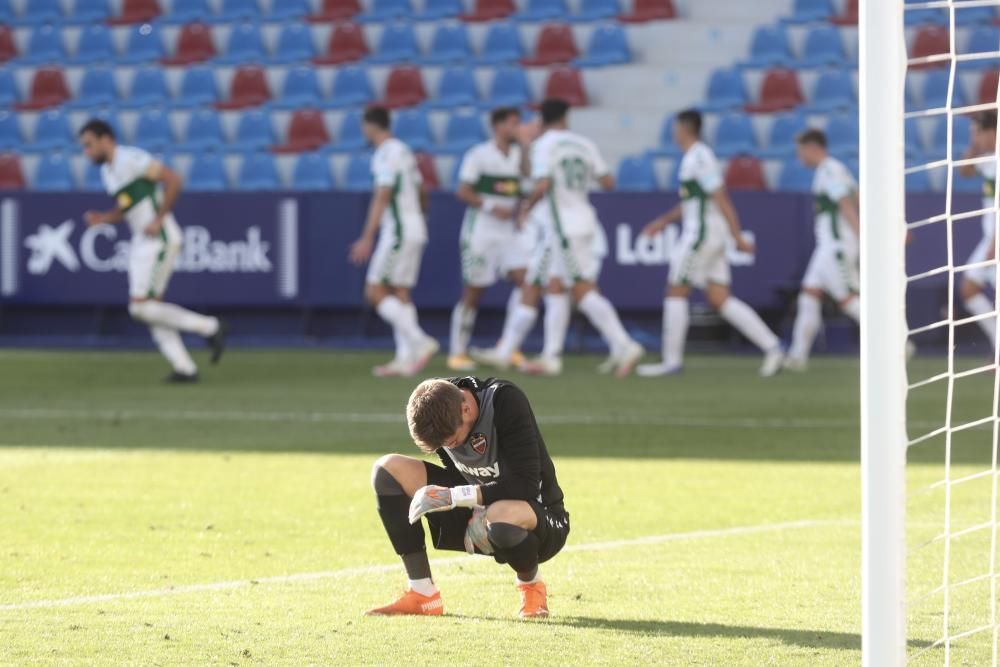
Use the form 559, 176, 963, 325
637, 109, 783, 377
349, 106, 439, 377
367, 376, 569, 618
447, 107, 532, 372
78, 119, 227, 383
784, 129, 861, 370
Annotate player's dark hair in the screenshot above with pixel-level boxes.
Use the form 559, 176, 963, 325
363, 106, 391, 131
78, 118, 115, 140
796, 128, 828, 148
977, 110, 997, 132
540, 98, 570, 126
490, 106, 520, 126
406, 379, 465, 453
675, 109, 702, 138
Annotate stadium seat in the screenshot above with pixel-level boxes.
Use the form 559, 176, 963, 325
394, 108, 435, 152
572, 0, 621, 22
438, 112, 487, 154
0, 70, 16, 108
368, 23, 420, 64
313, 22, 368, 65
428, 67, 480, 109
760, 110, 807, 159
910, 26, 949, 70
777, 159, 814, 192
416, 0, 462, 20
713, 113, 757, 157
954, 4, 996, 25
291, 152, 334, 190
784, 0, 833, 24
462, 0, 516, 22
415, 152, 440, 189
34, 154, 75, 192
0, 111, 23, 151
798, 26, 847, 68
919, 69, 967, 112
745, 68, 804, 113
332, 110, 366, 152
382, 66, 428, 108
237, 153, 280, 190
647, 116, 680, 158
616, 155, 657, 191
0, 25, 16, 63
0, 0, 9, 21
175, 66, 219, 108
120, 22, 166, 64
522, 24, 578, 66
185, 152, 229, 191
702, 68, 747, 112
543, 67, 587, 106
160, 0, 210, 24
215, 66, 272, 110
134, 109, 175, 152
273, 109, 331, 153
86, 108, 122, 140
270, 0, 310, 20
357, 0, 413, 23
930, 114, 971, 157
232, 109, 276, 151
905, 7, 946, 27
574, 25, 630, 67
963, 27, 1000, 71
273, 67, 323, 110
0, 154, 25, 190
328, 65, 375, 108
744, 26, 793, 68
179, 109, 226, 152
217, 22, 267, 65
485, 66, 532, 108
978, 69, 999, 105
123, 67, 171, 109
725, 156, 768, 191
474, 22, 524, 64
13, 0, 61, 25
71, 0, 111, 24
160, 22, 216, 65
68, 68, 119, 109
905, 116, 925, 161
343, 153, 373, 190
271, 23, 315, 64
71, 24, 116, 64
517, 0, 569, 22
210, 0, 261, 23
805, 70, 856, 112
906, 168, 933, 193
107, 0, 161, 24
82, 161, 104, 191
826, 113, 860, 157
28, 109, 74, 152
16, 68, 71, 111
421, 24, 472, 64
307, 0, 361, 22
618, 0, 675, 23
18, 25, 65, 65
830, 0, 858, 25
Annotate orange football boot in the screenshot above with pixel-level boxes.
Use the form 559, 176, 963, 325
517, 581, 549, 619
365, 589, 444, 616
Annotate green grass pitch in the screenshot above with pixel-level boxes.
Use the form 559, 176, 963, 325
0, 348, 995, 665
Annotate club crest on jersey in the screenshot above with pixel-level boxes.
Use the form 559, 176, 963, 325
470, 432, 488, 455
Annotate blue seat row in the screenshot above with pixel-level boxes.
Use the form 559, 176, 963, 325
702, 67, 856, 113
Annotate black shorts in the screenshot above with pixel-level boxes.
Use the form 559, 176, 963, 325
423, 461, 570, 565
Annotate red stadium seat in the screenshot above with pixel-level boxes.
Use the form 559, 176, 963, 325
415, 153, 440, 190
979, 69, 999, 105
462, 0, 516, 22
0, 154, 25, 190
543, 67, 587, 106
307, 0, 362, 23
830, 0, 858, 25
161, 23, 216, 65
107, 0, 162, 25
619, 0, 675, 23
910, 25, 949, 69
382, 66, 428, 108
745, 68, 804, 113
0, 25, 17, 63
15, 68, 71, 111
215, 66, 272, 110
272, 110, 331, 153
725, 156, 768, 191
312, 22, 369, 65
521, 24, 579, 66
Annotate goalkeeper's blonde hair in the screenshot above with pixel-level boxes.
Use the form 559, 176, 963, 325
406, 379, 464, 453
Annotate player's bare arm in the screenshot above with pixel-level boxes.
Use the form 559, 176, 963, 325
84, 207, 125, 227
642, 202, 683, 237
519, 177, 550, 226
713, 186, 754, 254
350, 185, 392, 265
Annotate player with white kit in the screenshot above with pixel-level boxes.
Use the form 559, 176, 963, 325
78, 119, 227, 383
638, 109, 783, 377
350, 106, 438, 377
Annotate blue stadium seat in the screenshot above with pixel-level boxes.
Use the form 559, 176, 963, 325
270, 0, 310, 20
18, 25, 65, 65
179, 109, 226, 152
964, 26, 1000, 70
232, 109, 276, 151
702, 68, 746, 112
161, 0, 211, 24
646, 116, 681, 158
475, 22, 524, 65
713, 113, 757, 157
760, 110, 807, 159
421, 24, 472, 64
905, 116, 924, 161
785, 0, 833, 24
332, 110, 366, 153
237, 153, 280, 190
416, 0, 461, 20
436, 112, 487, 154
343, 153, 373, 190
428, 67, 480, 109
955, 4, 996, 26
826, 113, 859, 158
394, 108, 435, 152
906, 168, 933, 193
744, 26, 793, 68
217, 22, 267, 64
34, 154, 75, 192
931, 114, 971, 158
68, 68, 118, 109
616, 155, 658, 192
575, 25, 630, 67
777, 159, 814, 192
271, 23, 315, 64
13, 0, 61, 25
357, 0, 413, 23
572, 0, 621, 22
87, 108, 122, 139
82, 161, 104, 191
29, 109, 75, 153
798, 25, 847, 68
174, 66, 219, 108
134, 109, 175, 152
292, 152, 334, 190
0, 70, 16, 108
120, 22, 166, 64
71, 24, 116, 64
327, 66, 374, 108
123, 67, 171, 109
484, 66, 532, 108
953, 170, 982, 193
186, 152, 229, 191
210, 0, 262, 23
0, 0, 9, 21
368, 23, 419, 64
905, 8, 946, 26
274, 67, 323, 109
70, 0, 111, 23
921, 69, 967, 112
516, 0, 569, 22
0, 111, 22, 151
805, 70, 856, 112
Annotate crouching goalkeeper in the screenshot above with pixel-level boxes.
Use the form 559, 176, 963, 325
367, 376, 570, 619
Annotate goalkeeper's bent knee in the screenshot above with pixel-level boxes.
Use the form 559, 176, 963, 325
488, 522, 540, 574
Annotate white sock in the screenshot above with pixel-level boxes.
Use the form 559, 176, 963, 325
376, 296, 414, 362
577, 291, 631, 357
515, 573, 541, 585
449, 303, 477, 357
130, 301, 218, 337
506, 287, 522, 324
408, 578, 437, 596
789, 293, 823, 361
965, 293, 997, 346
393, 325, 411, 363
664, 297, 689, 368
496, 304, 538, 360
841, 296, 860, 323
542, 293, 571, 359
720, 297, 779, 353
401, 303, 427, 345
149, 325, 197, 375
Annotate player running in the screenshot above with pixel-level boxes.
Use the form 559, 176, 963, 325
637, 109, 783, 378
784, 129, 861, 370
349, 106, 438, 377
78, 119, 226, 383
447, 107, 533, 372
367, 376, 569, 618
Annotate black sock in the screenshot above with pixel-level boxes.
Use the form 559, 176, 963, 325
372, 465, 430, 578
488, 522, 540, 578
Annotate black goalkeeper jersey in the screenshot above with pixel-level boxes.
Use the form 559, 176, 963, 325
437, 377, 565, 512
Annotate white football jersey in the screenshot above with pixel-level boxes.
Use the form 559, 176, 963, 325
978, 160, 997, 240
811, 156, 857, 249
101, 145, 162, 238
371, 137, 426, 242
530, 129, 608, 237
457, 140, 522, 229
677, 141, 728, 240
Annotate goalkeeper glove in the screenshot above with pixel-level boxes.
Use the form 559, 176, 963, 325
464, 506, 494, 555
408, 484, 479, 525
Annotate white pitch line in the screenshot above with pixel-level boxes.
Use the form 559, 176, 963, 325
0, 519, 853, 612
